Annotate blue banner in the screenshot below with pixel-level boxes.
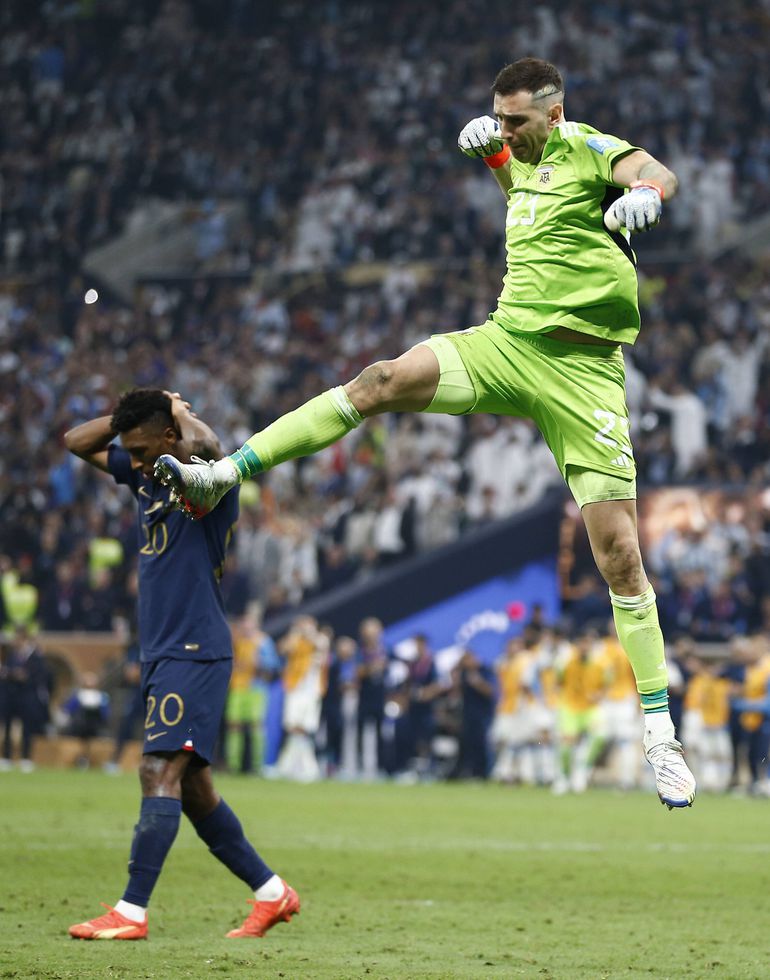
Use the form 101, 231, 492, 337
383, 557, 559, 671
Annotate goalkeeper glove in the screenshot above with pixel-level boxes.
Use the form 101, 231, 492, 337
603, 180, 665, 233
457, 116, 511, 169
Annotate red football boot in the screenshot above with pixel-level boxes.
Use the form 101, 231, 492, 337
69, 904, 148, 940
226, 881, 300, 938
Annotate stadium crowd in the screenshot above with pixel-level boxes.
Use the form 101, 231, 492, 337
4, 611, 770, 797
2, 0, 768, 283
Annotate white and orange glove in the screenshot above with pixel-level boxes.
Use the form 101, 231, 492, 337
457, 116, 511, 169
604, 180, 665, 233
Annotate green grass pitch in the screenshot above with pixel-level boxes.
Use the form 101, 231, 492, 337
1, 771, 768, 979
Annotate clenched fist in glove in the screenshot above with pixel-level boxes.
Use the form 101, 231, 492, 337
457, 116, 511, 169
603, 180, 665, 233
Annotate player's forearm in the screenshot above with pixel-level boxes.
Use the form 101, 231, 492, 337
612, 150, 678, 200
490, 161, 513, 198
171, 402, 222, 460
63, 416, 115, 458
637, 160, 678, 201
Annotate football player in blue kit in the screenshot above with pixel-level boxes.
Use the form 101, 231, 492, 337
64, 388, 299, 940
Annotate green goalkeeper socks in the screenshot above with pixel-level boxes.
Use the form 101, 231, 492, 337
229, 387, 364, 480
609, 585, 669, 715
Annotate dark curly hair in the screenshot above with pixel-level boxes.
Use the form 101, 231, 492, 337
111, 388, 173, 434
492, 58, 564, 98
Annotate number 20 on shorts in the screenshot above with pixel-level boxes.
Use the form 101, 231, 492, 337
145, 693, 185, 729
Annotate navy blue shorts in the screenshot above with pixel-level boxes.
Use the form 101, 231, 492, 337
140, 658, 232, 765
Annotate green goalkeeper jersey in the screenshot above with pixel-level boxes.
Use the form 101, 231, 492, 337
492, 121, 642, 344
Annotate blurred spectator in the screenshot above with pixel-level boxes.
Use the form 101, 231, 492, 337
681, 657, 732, 792
0, 625, 51, 771
39, 560, 86, 631
105, 639, 143, 774
527, 626, 560, 786
319, 634, 358, 778
275, 616, 328, 782
596, 625, 641, 791
666, 634, 694, 741
0, 556, 39, 630
648, 374, 708, 477
551, 630, 608, 796
80, 567, 120, 632
407, 633, 443, 779
490, 636, 534, 784
355, 616, 390, 780
431, 670, 464, 780
380, 656, 414, 778
59, 671, 110, 768
732, 634, 770, 794
454, 649, 495, 780
226, 605, 270, 775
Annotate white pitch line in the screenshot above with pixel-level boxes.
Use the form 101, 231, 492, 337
287, 835, 770, 855
10, 836, 770, 855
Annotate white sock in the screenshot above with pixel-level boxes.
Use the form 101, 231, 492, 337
254, 874, 284, 902
212, 457, 240, 484
644, 711, 675, 739
114, 899, 146, 922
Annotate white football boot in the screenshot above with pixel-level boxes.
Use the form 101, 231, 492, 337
643, 729, 696, 809
154, 455, 238, 519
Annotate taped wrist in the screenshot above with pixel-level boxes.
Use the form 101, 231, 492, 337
629, 179, 665, 200
483, 145, 511, 169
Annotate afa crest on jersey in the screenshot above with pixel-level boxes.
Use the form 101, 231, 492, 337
537, 165, 555, 186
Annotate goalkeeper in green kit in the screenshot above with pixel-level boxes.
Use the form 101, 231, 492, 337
157, 57, 695, 809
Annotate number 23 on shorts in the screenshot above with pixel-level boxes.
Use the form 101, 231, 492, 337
593, 409, 633, 468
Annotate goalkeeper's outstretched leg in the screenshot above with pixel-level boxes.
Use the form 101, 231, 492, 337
155, 343, 445, 518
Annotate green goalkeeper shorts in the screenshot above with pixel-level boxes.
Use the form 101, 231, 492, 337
225, 687, 265, 725
557, 706, 602, 739
420, 320, 637, 508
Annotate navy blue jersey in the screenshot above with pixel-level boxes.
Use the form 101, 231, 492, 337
108, 446, 238, 662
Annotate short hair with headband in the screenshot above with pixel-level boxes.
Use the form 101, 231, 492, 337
492, 58, 564, 101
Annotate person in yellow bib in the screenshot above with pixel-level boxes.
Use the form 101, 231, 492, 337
596, 624, 642, 790
156, 56, 696, 809
682, 658, 732, 792
553, 629, 610, 794
528, 626, 567, 787
490, 636, 536, 783
226, 605, 279, 775
732, 635, 770, 794
275, 616, 329, 782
